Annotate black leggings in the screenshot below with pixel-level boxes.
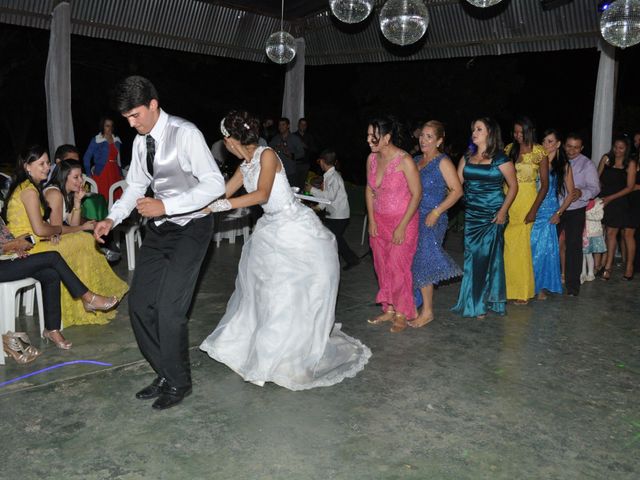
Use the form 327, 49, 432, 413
0, 251, 88, 330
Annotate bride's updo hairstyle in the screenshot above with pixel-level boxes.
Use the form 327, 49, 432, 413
222, 110, 261, 145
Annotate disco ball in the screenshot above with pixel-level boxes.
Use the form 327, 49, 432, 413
330, 0, 374, 23
265, 31, 297, 64
600, 0, 640, 49
465, 0, 503, 7
379, 0, 430, 46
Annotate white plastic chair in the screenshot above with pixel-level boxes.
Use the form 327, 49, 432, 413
108, 180, 142, 271
82, 174, 98, 194
0, 278, 45, 366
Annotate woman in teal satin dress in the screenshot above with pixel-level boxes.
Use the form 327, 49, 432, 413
452, 118, 518, 318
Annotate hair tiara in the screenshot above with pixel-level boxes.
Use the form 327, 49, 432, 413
220, 118, 230, 138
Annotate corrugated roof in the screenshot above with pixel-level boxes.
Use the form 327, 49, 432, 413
303, 0, 600, 65
0, 0, 602, 65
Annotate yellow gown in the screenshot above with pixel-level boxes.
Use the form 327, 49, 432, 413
503, 144, 546, 301
6, 181, 129, 327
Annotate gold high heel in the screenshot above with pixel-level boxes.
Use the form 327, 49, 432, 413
390, 313, 407, 333
5, 331, 40, 356
82, 293, 119, 313
42, 329, 72, 350
2, 334, 41, 364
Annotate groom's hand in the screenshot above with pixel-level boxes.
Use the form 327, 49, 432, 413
137, 198, 166, 218
94, 219, 114, 244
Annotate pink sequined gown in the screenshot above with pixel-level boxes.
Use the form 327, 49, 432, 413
367, 153, 419, 319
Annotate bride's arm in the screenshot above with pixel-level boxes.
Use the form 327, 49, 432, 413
223, 167, 245, 199
225, 149, 278, 209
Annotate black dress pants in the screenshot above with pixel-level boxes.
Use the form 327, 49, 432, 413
558, 207, 586, 295
324, 218, 359, 266
128, 215, 213, 389
0, 251, 87, 330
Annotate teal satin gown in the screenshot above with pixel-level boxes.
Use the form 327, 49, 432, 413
452, 154, 508, 317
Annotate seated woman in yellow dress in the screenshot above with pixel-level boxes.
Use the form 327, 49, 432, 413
2, 145, 128, 327
504, 117, 549, 304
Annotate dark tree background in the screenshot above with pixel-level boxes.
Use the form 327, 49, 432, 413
1, 22, 639, 184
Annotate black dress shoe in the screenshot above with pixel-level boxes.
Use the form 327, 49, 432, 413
135, 376, 167, 400
152, 385, 192, 410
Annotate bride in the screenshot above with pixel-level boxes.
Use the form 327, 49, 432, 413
200, 111, 371, 390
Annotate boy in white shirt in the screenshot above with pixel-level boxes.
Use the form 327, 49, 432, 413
308, 150, 360, 271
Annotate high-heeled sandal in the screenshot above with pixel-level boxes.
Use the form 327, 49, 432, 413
5, 331, 40, 356
390, 313, 407, 333
367, 311, 395, 325
601, 269, 611, 281
2, 334, 40, 364
82, 293, 119, 313
42, 329, 72, 350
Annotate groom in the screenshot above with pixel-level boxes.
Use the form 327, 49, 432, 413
94, 76, 225, 409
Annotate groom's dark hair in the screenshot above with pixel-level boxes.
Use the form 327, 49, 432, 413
112, 75, 159, 113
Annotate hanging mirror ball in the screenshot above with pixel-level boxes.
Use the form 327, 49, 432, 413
465, 0, 503, 7
600, 0, 640, 49
379, 0, 430, 46
330, 0, 374, 23
265, 31, 297, 64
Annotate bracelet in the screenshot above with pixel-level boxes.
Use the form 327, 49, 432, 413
72, 207, 80, 212
431, 208, 441, 218
555, 210, 562, 216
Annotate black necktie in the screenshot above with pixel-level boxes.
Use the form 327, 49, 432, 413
146, 135, 155, 176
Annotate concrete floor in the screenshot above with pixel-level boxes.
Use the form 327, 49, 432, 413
1, 217, 638, 479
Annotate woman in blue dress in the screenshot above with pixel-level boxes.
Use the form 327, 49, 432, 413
410, 121, 463, 328
531, 129, 574, 299
452, 118, 518, 318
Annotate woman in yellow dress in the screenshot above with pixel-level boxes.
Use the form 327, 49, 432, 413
504, 117, 549, 304
3, 145, 128, 327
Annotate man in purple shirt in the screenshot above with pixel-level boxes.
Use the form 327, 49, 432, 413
558, 133, 600, 296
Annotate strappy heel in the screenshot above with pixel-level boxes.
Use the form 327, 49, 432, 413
601, 269, 611, 281
2, 333, 41, 364
82, 293, 119, 313
390, 313, 407, 333
42, 329, 72, 350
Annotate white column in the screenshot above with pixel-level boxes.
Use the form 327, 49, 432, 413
282, 38, 305, 129
591, 39, 617, 163
45, 1, 75, 156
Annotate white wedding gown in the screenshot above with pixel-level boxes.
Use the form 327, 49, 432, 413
200, 146, 371, 390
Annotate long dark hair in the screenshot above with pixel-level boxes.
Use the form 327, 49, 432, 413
368, 116, 404, 148
465, 117, 503, 161
1, 145, 50, 222
605, 135, 632, 169
543, 129, 567, 197
51, 160, 83, 214
508, 116, 536, 163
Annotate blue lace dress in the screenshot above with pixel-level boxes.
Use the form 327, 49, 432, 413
530, 171, 562, 294
411, 154, 462, 307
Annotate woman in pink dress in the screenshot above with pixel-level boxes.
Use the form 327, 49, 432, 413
365, 117, 422, 332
